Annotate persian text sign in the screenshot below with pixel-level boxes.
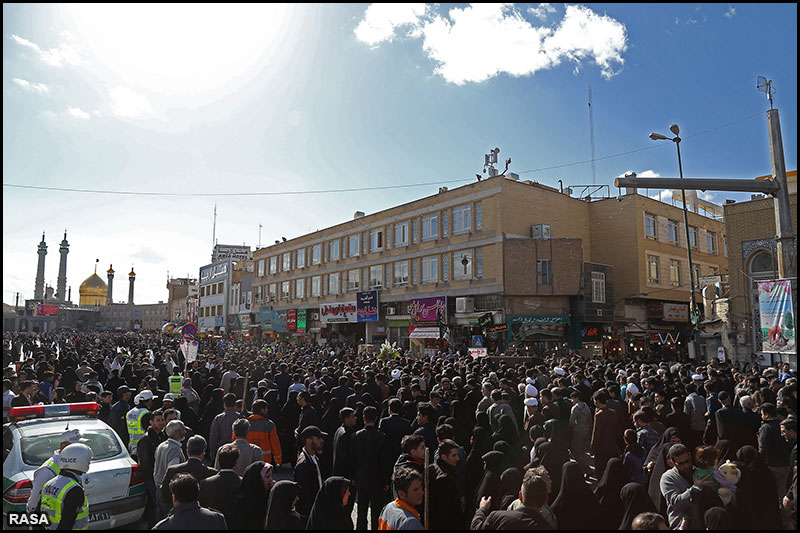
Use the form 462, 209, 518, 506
508, 315, 570, 342
758, 279, 796, 354
663, 303, 689, 322
408, 297, 446, 324
357, 291, 379, 322
36, 305, 59, 316
320, 301, 357, 323
287, 309, 297, 330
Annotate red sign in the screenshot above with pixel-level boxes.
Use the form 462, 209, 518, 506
36, 304, 59, 316
287, 309, 297, 330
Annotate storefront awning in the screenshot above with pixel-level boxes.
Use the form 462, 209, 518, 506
409, 327, 441, 339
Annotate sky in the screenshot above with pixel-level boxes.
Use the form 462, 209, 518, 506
3, 3, 797, 306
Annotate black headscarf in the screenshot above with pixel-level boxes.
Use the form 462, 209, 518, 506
491, 414, 519, 446
466, 426, 492, 504
714, 439, 737, 464
533, 441, 565, 498
735, 445, 782, 529
305, 476, 353, 530
265, 388, 281, 424
704, 507, 734, 530
550, 461, 603, 530
264, 480, 302, 530
232, 461, 269, 530
645, 426, 681, 466
200, 387, 224, 438
594, 458, 628, 530
646, 427, 680, 516
618, 482, 657, 530
474, 450, 505, 511
498, 467, 523, 510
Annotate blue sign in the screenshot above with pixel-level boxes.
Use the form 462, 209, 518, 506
472, 335, 484, 348
357, 290, 379, 322
270, 310, 288, 332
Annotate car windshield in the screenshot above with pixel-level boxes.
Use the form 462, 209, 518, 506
20, 429, 123, 466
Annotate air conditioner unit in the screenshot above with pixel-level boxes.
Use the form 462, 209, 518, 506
456, 297, 474, 313
386, 307, 397, 316
311, 312, 320, 320
531, 224, 552, 239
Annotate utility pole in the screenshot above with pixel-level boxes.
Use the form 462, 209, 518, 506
767, 108, 796, 282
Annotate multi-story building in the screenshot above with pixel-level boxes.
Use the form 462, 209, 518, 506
228, 260, 255, 335
98, 303, 169, 331
198, 258, 233, 334
252, 176, 608, 355
166, 277, 198, 324
589, 188, 728, 359
725, 170, 797, 367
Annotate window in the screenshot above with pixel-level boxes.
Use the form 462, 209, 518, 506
269, 284, 277, 301
370, 229, 383, 252
269, 256, 277, 275
475, 248, 483, 278
311, 276, 321, 297
394, 261, 409, 287
421, 214, 438, 241
693, 264, 701, 284
707, 231, 717, 254
453, 205, 472, 234
667, 219, 678, 243
441, 253, 449, 282
453, 250, 473, 280
328, 240, 340, 261
369, 266, 383, 288
348, 234, 360, 257
475, 201, 483, 231
328, 273, 340, 295
670, 259, 681, 286
257, 260, 265, 277
312, 244, 321, 265
537, 260, 551, 285
688, 226, 697, 248
422, 256, 438, 283
394, 222, 409, 246
297, 249, 305, 269
347, 269, 360, 292
591, 272, 606, 303
647, 255, 660, 283
723, 237, 728, 258
295, 279, 305, 299
412, 259, 418, 285
412, 218, 419, 244
281, 281, 290, 300
218, 282, 224, 294
442, 210, 449, 238
216, 305, 222, 316
645, 213, 657, 238
282, 253, 291, 272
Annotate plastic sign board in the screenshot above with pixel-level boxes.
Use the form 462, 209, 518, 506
469, 347, 487, 359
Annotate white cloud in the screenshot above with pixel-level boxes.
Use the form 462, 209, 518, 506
528, 3, 556, 21
67, 107, 91, 120
10, 32, 85, 67
354, 3, 427, 46
107, 86, 156, 119
724, 6, 736, 18
355, 4, 628, 84
698, 190, 716, 202
12, 78, 49, 93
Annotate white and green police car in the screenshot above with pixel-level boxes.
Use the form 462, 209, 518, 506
3, 403, 146, 529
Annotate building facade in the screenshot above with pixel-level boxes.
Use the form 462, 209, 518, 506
198, 258, 234, 334
166, 277, 199, 324
98, 303, 169, 331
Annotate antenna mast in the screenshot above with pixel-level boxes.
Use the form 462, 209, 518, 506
589, 85, 596, 186
212, 204, 217, 248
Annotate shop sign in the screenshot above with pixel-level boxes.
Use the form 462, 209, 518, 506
408, 297, 446, 324
698, 275, 721, 287
757, 279, 795, 354
239, 313, 251, 330
36, 304, 59, 316
478, 313, 494, 327
320, 301, 357, 323
581, 325, 602, 342
287, 309, 297, 330
271, 310, 288, 332
357, 290, 379, 322
259, 309, 272, 329
508, 315, 570, 342
469, 347, 487, 358
647, 303, 664, 319
663, 303, 689, 322
484, 324, 508, 334
297, 309, 306, 334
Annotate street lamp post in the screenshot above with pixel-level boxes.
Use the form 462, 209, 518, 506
650, 125, 701, 362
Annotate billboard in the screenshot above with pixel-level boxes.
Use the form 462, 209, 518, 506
297, 309, 306, 333
212, 244, 252, 262
287, 309, 297, 330
36, 304, 59, 316
408, 297, 446, 324
357, 291, 379, 322
508, 315, 570, 342
758, 279, 795, 354
320, 301, 357, 323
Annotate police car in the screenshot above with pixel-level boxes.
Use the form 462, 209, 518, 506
3, 403, 146, 529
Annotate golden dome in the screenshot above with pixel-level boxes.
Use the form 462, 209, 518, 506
79, 273, 108, 306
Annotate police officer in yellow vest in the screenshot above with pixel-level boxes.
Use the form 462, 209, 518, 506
168, 371, 183, 396
127, 390, 157, 459
40, 443, 93, 530
27, 430, 89, 514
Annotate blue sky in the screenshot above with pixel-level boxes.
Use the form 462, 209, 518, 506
3, 3, 797, 306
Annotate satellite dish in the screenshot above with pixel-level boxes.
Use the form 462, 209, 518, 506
757, 76, 775, 108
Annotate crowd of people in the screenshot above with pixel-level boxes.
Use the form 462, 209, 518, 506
3, 330, 797, 530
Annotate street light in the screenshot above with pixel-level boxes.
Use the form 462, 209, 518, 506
650, 123, 701, 361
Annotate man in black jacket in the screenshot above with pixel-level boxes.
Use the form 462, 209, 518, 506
153, 473, 227, 530
198, 443, 240, 527
428, 439, 464, 530
715, 391, 746, 450
471, 470, 553, 530
351, 406, 392, 530
332, 407, 357, 479
295, 391, 321, 441
294, 425, 326, 517
137, 409, 166, 528
160, 436, 217, 513
759, 403, 792, 499
379, 399, 413, 462
331, 375, 353, 406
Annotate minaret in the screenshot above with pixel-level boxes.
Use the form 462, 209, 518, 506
107, 265, 115, 305
34, 232, 47, 300
128, 267, 136, 304
56, 230, 69, 300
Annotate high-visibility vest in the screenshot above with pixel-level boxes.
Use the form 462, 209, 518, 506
40, 475, 89, 530
168, 376, 183, 395
126, 407, 149, 455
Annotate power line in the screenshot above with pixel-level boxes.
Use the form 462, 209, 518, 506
3, 111, 764, 197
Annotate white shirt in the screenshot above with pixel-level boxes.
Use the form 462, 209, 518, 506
27, 451, 59, 513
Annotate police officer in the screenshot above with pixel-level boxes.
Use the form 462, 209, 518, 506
127, 389, 157, 459
40, 443, 93, 530
27, 430, 89, 514
168, 370, 183, 397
